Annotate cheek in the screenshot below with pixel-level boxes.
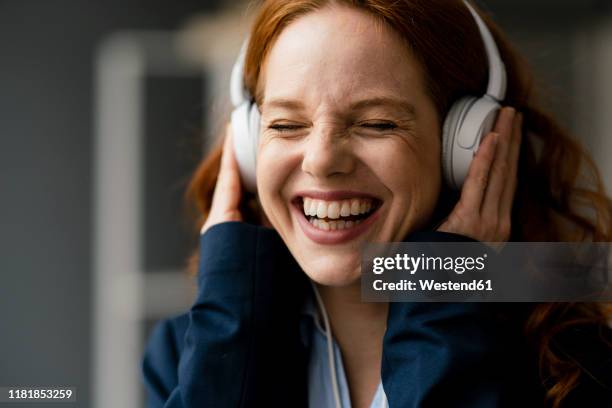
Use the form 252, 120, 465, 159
372, 137, 442, 226
370, 137, 440, 190
255, 140, 301, 224
392, 151, 440, 196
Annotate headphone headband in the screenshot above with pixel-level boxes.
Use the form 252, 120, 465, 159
230, 38, 250, 107
230, 1, 506, 107
463, 0, 507, 100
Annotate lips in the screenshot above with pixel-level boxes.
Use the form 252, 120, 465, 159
291, 191, 382, 244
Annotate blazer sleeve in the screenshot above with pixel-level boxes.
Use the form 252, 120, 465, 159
142, 317, 184, 407
381, 230, 516, 408
142, 222, 309, 408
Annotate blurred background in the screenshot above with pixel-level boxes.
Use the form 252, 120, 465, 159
1, 0, 612, 407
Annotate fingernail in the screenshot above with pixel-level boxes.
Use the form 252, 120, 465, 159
508, 107, 516, 119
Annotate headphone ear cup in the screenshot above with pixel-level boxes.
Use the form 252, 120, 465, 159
231, 102, 258, 192
442, 96, 500, 190
442, 97, 478, 189
248, 102, 261, 151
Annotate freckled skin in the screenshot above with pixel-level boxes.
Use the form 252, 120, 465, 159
256, 4, 442, 286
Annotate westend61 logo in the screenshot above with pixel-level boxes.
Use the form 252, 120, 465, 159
372, 253, 488, 275
361, 242, 612, 302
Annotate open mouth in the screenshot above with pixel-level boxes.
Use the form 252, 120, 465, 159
294, 196, 382, 231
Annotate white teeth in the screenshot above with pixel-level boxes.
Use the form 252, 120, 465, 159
303, 197, 376, 219
340, 201, 351, 217
303, 198, 311, 215
308, 217, 361, 231
316, 201, 328, 218
350, 199, 360, 215
319, 219, 330, 231
327, 202, 340, 219
308, 200, 317, 216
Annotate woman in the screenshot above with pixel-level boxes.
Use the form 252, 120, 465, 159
142, 0, 612, 407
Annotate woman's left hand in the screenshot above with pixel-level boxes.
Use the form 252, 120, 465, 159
437, 107, 523, 242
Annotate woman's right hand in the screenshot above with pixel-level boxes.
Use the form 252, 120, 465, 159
200, 124, 243, 235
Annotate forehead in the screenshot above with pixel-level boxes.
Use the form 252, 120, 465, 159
260, 5, 427, 108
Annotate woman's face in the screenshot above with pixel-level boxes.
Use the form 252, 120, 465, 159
256, 5, 442, 286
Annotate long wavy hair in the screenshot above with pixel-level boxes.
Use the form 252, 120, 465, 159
184, 0, 612, 406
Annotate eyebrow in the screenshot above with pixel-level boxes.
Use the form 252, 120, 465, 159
349, 97, 416, 116
262, 96, 416, 116
262, 98, 305, 111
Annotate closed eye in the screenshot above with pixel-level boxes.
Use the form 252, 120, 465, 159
269, 122, 399, 133
269, 124, 304, 132
360, 122, 398, 131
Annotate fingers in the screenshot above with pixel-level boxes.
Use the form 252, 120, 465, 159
210, 124, 243, 219
499, 112, 523, 218
438, 106, 523, 243
456, 129, 498, 218
436, 135, 497, 239
480, 107, 516, 220
218, 125, 239, 186
220, 124, 233, 164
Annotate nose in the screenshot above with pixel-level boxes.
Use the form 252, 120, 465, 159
301, 125, 356, 179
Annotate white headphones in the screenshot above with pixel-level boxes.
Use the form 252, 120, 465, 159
229, 0, 507, 192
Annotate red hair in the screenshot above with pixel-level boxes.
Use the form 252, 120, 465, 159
185, 1, 612, 406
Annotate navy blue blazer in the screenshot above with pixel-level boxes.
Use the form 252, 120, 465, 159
142, 222, 612, 407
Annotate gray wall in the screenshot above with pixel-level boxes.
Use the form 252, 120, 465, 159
0, 1, 218, 406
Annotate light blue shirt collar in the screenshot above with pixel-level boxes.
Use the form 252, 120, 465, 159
300, 291, 387, 408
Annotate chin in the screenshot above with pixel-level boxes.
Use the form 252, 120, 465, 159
299, 257, 362, 287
